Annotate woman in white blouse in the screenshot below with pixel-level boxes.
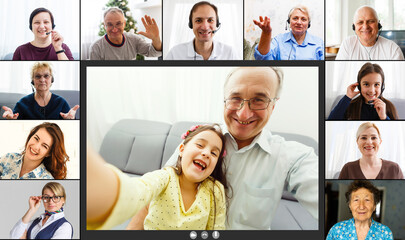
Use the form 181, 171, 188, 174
10, 182, 73, 239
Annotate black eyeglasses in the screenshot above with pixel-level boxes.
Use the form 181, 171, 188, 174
42, 195, 63, 203
224, 97, 277, 110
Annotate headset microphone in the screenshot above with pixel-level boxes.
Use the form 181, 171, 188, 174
212, 23, 221, 34
31, 81, 35, 93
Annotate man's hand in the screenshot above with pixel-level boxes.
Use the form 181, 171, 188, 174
138, 15, 162, 51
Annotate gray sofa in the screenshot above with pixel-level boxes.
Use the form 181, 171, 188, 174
328, 94, 405, 119
99, 119, 318, 230
0, 90, 80, 119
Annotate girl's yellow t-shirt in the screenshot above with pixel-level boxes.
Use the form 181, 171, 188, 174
88, 165, 226, 230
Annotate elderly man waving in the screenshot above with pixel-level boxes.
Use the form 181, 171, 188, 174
89, 7, 162, 60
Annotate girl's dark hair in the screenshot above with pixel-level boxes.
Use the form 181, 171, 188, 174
174, 124, 231, 228
345, 63, 398, 120
29, 8, 55, 30
22, 122, 69, 179
345, 180, 380, 206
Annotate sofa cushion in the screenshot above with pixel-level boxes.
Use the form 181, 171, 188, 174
0, 92, 25, 116
99, 119, 171, 175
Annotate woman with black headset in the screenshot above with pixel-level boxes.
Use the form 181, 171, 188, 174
328, 62, 398, 120
12, 7, 74, 60
2, 62, 79, 119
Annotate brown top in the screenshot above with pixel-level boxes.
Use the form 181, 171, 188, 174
338, 159, 404, 179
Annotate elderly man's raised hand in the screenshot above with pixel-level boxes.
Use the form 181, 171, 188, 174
2, 106, 18, 119
346, 83, 360, 99
253, 16, 272, 34
139, 15, 159, 40
138, 15, 162, 51
60, 105, 80, 120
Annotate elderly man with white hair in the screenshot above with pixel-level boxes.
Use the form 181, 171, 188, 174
336, 5, 404, 60
253, 5, 324, 60
89, 7, 162, 60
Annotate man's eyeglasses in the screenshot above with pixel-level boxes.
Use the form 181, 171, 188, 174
224, 97, 277, 110
42, 195, 63, 203
34, 74, 52, 80
105, 22, 125, 29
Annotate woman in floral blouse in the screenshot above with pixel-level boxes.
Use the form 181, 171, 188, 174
327, 180, 393, 240
0, 122, 69, 179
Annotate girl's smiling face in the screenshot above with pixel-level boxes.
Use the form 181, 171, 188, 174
179, 130, 223, 184
360, 72, 383, 103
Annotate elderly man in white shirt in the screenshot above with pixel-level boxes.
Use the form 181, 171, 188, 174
336, 5, 404, 60
165, 1, 238, 60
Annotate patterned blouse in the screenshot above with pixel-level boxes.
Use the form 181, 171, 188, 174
327, 218, 393, 240
0, 153, 53, 179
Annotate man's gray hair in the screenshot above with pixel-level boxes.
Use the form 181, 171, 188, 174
353, 5, 378, 23
224, 67, 284, 98
104, 7, 125, 19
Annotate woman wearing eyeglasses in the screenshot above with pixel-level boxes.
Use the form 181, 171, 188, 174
2, 62, 79, 120
10, 182, 73, 239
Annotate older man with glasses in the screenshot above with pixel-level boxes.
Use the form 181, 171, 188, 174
127, 67, 318, 230
89, 7, 162, 60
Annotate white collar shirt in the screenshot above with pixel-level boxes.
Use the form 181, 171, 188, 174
165, 39, 239, 60
10, 212, 72, 239
165, 125, 318, 229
